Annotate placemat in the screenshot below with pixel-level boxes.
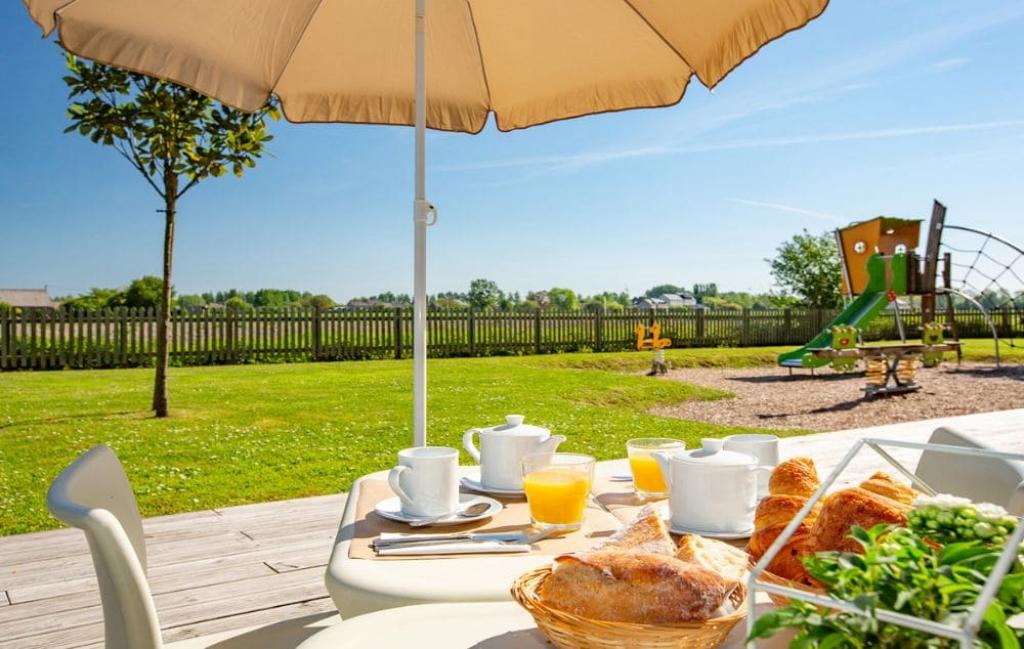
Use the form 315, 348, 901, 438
591, 476, 668, 524
349, 479, 623, 560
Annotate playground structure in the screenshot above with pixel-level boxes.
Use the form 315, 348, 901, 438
635, 322, 671, 375
778, 200, 1022, 396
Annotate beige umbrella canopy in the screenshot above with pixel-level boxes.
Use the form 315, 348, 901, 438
24, 0, 828, 444
26, 0, 827, 132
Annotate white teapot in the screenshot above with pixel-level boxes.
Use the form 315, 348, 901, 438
654, 443, 771, 534
463, 415, 565, 491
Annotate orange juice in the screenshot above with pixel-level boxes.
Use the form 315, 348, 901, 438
629, 454, 668, 494
522, 469, 591, 526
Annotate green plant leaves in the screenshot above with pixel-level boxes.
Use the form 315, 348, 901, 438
754, 525, 1024, 647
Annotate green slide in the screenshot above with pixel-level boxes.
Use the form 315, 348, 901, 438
778, 254, 907, 369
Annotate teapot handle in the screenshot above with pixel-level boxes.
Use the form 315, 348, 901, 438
652, 451, 673, 488
462, 428, 482, 463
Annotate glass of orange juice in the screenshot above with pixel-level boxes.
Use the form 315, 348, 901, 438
627, 438, 684, 498
521, 453, 595, 532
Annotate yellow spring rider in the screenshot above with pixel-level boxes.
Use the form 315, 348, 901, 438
635, 322, 672, 376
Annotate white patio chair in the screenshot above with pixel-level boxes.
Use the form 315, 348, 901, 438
914, 426, 1024, 515
46, 445, 341, 648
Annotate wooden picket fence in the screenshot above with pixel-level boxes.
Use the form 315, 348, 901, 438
0, 307, 1020, 370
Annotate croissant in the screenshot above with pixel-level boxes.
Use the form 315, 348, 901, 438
859, 471, 915, 507
768, 457, 819, 498
748, 522, 814, 583
755, 494, 820, 529
809, 487, 909, 553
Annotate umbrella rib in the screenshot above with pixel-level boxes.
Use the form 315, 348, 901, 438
464, 0, 494, 117
269, 0, 329, 98
620, 0, 697, 74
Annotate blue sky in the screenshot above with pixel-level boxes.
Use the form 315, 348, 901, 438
2, 1, 1023, 302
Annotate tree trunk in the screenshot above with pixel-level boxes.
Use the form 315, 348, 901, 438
152, 174, 177, 417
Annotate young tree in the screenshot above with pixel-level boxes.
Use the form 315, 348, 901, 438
64, 54, 278, 417
766, 230, 842, 308
548, 287, 579, 310
467, 279, 502, 310
224, 296, 252, 312
304, 294, 336, 310
124, 275, 166, 308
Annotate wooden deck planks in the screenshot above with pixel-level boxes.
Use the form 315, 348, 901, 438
0, 494, 344, 649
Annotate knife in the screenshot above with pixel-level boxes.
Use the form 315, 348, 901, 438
373, 530, 527, 548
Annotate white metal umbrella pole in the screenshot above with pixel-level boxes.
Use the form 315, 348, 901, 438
412, 0, 434, 447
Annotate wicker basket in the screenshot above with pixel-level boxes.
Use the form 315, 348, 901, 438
511, 566, 748, 649
756, 570, 825, 608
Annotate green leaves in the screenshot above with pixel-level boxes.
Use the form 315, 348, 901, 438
767, 229, 844, 308
61, 51, 278, 199
750, 525, 1024, 648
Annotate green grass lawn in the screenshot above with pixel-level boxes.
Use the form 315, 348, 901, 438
0, 339, 1014, 535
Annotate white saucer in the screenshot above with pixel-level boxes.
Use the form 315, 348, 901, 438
374, 494, 503, 527
460, 474, 526, 497
667, 522, 754, 541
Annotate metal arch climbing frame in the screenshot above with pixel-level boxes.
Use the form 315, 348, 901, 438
942, 288, 1001, 367
942, 224, 1024, 311
938, 224, 1023, 358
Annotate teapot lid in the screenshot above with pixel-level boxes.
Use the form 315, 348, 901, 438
478, 414, 549, 436
674, 448, 757, 468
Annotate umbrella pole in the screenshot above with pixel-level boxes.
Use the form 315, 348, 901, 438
412, 0, 429, 447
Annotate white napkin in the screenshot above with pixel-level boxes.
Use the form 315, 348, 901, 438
375, 541, 531, 556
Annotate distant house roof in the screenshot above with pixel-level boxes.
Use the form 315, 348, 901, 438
0, 288, 59, 309
346, 299, 392, 310
653, 293, 698, 307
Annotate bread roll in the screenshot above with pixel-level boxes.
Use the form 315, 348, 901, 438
809, 487, 908, 553
859, 471, 915, 507
674, 534, 749, 589
599, 506, 676, 556
540, 550, 727, 623
768, 457, 819, 498
755, 495, 819, 529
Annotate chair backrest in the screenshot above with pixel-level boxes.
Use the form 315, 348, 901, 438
47, 445, 162, 649
915, 427, 1024, 515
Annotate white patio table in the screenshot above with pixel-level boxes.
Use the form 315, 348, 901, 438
297, 601, 791, 648
324, 459, 629, 617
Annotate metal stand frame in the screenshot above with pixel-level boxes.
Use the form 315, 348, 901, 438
747, 438, 1024, 648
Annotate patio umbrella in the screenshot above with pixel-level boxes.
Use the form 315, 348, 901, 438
24, 0, 829, 446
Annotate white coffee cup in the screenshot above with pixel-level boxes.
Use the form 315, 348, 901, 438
720, 433, 779, 497
387, 446, 459, 517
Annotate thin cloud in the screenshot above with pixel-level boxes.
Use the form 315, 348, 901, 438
933, 57, 969, 71
728, 199, 847, 224
660, 4, 1023, 142
442, 119, 1024, 174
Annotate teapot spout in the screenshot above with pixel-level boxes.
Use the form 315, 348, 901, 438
536, 434, 566, 455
